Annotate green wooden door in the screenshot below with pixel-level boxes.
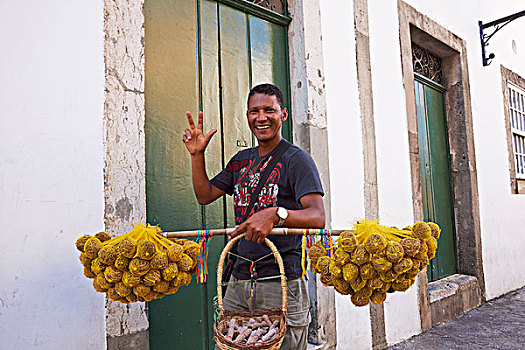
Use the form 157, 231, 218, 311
144, 1, 291, 348
414, 74, 457, 281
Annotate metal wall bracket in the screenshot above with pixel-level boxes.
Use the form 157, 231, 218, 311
479, 10, 525, 66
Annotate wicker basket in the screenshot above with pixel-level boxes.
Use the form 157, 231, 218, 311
214, 233, 287, 350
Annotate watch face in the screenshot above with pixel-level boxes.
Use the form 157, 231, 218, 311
277, 207, 288, 219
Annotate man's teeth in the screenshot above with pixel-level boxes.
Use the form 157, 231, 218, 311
256, 125, 270, 129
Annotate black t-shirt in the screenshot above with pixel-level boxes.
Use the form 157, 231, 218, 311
210, 139, 324, 280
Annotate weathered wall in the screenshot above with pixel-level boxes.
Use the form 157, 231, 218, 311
367, 0, 422, 345
288, 0, 336, 347
103, 0, 148, 348
319, 0, 371, 347
403, 0, 525, 301
0, 1, 106, 349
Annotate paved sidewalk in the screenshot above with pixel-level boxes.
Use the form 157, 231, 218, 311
388, 287, 525, 350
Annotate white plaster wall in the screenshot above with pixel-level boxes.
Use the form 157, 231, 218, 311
367, 0, 421, 345
404, 0, 525, 300
0, 1, 106, 349
320, 0, 372, 348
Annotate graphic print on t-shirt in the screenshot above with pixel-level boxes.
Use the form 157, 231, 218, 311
232, 155, 281, 224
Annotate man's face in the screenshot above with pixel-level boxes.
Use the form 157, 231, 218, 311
246, 93, 288, 144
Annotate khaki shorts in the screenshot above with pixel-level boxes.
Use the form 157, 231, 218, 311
216, 277, 310, 350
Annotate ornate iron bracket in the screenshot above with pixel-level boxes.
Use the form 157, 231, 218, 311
479, 10, 525, 66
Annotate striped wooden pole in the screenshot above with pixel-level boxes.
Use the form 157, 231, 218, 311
159, 228, 347, 238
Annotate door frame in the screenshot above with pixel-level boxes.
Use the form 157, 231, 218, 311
398, 0, 485, 331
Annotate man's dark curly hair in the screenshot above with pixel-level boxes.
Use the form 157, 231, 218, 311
247, 83, 285, 109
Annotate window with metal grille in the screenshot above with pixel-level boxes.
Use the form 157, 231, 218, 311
508, 82, 525, 179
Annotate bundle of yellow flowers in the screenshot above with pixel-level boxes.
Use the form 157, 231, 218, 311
308, 220, 441, 307
75, 223, 200, 303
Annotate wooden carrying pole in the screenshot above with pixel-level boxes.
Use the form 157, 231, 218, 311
159, 228, 346, 238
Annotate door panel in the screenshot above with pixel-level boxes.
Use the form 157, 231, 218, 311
146, 1, 291, 347
414, 77, 457, 281
219, 5, 254, 228
249, 17, 291, 140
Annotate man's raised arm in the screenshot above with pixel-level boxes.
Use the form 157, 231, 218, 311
183, 111, 225, 205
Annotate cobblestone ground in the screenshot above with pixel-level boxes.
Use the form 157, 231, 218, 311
388, 287, 525, 350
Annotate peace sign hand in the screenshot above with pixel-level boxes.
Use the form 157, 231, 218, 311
183, 111, 217, 155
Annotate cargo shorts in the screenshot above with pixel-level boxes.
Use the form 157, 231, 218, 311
215, 277, 310, 350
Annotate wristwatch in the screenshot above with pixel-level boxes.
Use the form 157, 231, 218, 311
275, 207, 288, 227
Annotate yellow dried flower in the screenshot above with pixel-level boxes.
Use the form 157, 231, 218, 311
350, 245, 370, 266
153, 280, 169, 293
178, 272, 192, 286
98, 245, 118, 266
333, 278, 352, 295
129, 258, 150, 277
378, 270, 398, 283
104, 266, 123, 283
79, 253, 92, 267
414, 242, 428, 260
393, 258, 414, 275
122, 271, 141, 288
351, 293, 370, 307
150, 252, 169, 270
385, 241, 404, 263
412, 221, 432, 241
417, 257, 430, 270
399, 238, 421, 257
370, 291, 387, 304
315, 256, 332, 275
114, 255, 130, 271
320, 273, 333, 287
359, 262, 378, 280
371, 257, 392, 274
377, 282, 391, 293
96, 272, 114, 290
338, 231, 358, 253
177, 254, 194, 272
91, 258, 107, 275
334, 248, 351, 266
165, 285, 179, 295
342, 262, 359, 282
426, 237, 438, 259
307, 243, 327, 264
427, 222, 441, 239
118, 238, 137, 259
162, 262, 179, 281
137, 241, 157, 260
183, 242, 201, 261
349, 276, 366, 292
133, 285, 151, 298
84, 237, 103, 259
95, 231, 112, 243
75, 235, 92, 252
364, 233, 388, 254
126, 293, 138, 303
84, 266, 96, 279
107, 288, 121, 301
329, 260, 343, 279
392, 278, 413, 292
367, 277, 385, 290
142, 270, 161, 287
93, 279, 107, 293
115, 282, 132, 297
167, 244, 184, 262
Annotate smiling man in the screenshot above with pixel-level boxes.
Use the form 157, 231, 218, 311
183, 83, 325, 349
